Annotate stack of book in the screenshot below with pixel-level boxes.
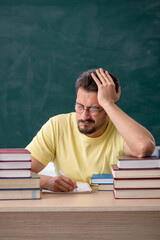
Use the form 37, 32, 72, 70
90, 174, 113, 191
0, 149, 40, 200
112, 156, 160, 199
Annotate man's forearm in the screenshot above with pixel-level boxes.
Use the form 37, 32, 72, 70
39, 174, 55, 190
104, 102, 155, 157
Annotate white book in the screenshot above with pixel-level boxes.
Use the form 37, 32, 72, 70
0, 161, 31, 169
0, 169, 31, 178
117, 156, 159, 169
42, 182, 92, 194
0, 149, 31, 161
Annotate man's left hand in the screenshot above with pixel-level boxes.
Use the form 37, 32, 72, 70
91, 68, 121, 108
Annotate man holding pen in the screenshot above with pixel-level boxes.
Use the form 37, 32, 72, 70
26, 68, 155, 192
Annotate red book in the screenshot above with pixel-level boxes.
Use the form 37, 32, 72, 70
0, 149, 31, 161
0, 149, 30, 154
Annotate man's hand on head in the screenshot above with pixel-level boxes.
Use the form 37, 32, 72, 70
91, 68, 121, 108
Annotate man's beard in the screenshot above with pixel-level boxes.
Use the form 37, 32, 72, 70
77, 119, 106, 135
77, 119, 96, 134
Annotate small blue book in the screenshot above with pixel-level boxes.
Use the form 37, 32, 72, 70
91, 174, 113, 184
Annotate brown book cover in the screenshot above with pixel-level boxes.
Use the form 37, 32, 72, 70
0, 172, 40, 189
0, 189, 40, 200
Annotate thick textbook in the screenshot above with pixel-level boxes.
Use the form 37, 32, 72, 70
0, 169, 31, 178
112, 164, 160, 179
114, 188, 160, 199
0, 148, 31, 161
0, 160, 31, 169
0, 189, 40, 200
98, 184, 113, 191
0, 172, 40, 189
91, 174, 113, 184
117, 156, 159, 169
42, 182, 92, 194
114, 178, 160, 189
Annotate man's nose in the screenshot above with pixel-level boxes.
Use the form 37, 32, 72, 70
81, 109, 91, 120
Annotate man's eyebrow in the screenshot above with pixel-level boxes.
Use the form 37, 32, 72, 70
76, 102, 83, 106
76, 102, 100, 109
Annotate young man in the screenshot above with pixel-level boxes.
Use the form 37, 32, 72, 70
26, 68, 155, 192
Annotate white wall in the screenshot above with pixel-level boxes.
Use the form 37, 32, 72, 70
39, 162, 56, 177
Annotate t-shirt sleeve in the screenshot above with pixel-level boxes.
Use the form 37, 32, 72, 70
26, 118, 55, 166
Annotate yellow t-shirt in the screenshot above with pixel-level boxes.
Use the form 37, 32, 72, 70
26, 112, 125, 182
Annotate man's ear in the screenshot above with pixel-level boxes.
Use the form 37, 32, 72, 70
115, 86, 121, 103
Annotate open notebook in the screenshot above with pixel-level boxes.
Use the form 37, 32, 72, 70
42, 182, 92, 194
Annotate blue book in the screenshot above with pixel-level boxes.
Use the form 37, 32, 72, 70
91, 174, 113, 184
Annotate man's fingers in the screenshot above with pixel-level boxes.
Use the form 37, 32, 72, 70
54, 175, 76, 192
98, 68, 114, 85
54, 184, 70, 192
74, 180, 78, 188
96, 69, 106, 84
60, 175, 76, 190
99, 68, 108, 82
91, 72, 101, 87
105, 71, 115, 84
93, 68, 115, 87
99, 68, 112, 84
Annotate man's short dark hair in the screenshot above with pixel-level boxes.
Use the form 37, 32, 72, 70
75, 69, 120, 93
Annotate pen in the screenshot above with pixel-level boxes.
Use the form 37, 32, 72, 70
59, 170, 65, 176
59, 170, 77, 191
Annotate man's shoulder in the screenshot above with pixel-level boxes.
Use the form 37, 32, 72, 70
49, 112, 76, 125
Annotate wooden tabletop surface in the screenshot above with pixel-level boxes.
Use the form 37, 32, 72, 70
0, 190, 160, 212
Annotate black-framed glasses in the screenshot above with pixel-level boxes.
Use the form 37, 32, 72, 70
75, 102, 104, 117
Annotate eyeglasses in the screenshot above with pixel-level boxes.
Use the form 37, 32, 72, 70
75, 102, 104, 117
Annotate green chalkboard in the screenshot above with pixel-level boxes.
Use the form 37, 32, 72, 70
0, 0, 160, 147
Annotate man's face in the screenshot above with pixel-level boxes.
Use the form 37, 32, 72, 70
75, 87, 108, 138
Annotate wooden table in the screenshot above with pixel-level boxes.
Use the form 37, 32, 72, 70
0, 191, 160, 240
